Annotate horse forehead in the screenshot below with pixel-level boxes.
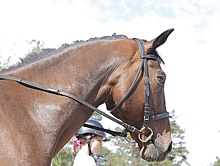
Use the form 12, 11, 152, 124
148, 60, 161, 69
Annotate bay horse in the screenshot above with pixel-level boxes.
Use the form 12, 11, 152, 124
0, 28, 174, 165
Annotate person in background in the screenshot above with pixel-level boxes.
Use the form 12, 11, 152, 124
72, 119, 106, 166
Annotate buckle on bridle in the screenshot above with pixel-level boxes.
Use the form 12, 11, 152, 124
144, 115, 150, 121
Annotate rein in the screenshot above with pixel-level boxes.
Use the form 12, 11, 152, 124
0, 38, 170, 142
0, 74, 139, 137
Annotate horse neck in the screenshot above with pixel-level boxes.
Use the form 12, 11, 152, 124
2, 39, 134, 160
9, 41, 124, 105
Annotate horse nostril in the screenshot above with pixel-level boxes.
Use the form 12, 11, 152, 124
167, 142, 172, 153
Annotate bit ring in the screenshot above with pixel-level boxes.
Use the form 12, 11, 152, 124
138, 127, 153, 143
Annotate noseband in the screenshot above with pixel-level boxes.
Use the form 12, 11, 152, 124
0, 38, 169, 143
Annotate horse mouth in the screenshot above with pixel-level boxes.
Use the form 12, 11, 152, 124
140, 140, 172, 162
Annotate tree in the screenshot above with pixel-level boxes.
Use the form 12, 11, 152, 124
211, 157, 220, 166
27, 39, 44, 52
52, 146, 73, 166
53, 110, 190, 166
100, 127, 147, 166
0, 39, 43, 71
168, 110, 190, 166
101, 110, 190, 166
0, 55, 11, 71
52, 111, 104, 166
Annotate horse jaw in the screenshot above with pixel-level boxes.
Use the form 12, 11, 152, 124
140, 131, 172, 162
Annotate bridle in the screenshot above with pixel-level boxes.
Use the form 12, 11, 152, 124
0, 38, 170, 143
108, 38, 170, 142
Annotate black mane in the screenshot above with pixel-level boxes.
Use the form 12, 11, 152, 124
5, 34, 129, 71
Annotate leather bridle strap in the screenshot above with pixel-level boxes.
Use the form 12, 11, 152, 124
0, 74, 141, 135
83, 123, 127, 137
131, 112, 170, 130
132, 38, 170, 131
133, 38, 156, 129
111, 38, 158, 129
110, 60, 144, 111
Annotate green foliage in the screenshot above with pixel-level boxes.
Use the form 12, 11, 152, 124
101, 110, 190, 166
52, 112, 103, 166
27, 39, 44, 52
104, 153, 127, 166
96, 146, 113, 166
168, 110, 190, 166
212, 157, 220, 166
0, 56, 11, 71
104, 127, 147, 166
53, 110, 190, 166
0, 39, 43, 71
146, 160, 173, 166
91, 111, 103, 121
52, 145, 73, 166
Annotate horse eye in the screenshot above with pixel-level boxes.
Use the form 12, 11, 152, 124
156, 76, 166, 84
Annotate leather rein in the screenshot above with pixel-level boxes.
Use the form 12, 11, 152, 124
0, 38, 169, 142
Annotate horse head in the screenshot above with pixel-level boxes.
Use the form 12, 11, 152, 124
106, 29, 174, 162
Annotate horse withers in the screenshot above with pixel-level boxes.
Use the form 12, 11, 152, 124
0, 29, 174, 165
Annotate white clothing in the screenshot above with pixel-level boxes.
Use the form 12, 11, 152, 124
73, 151, 96, 166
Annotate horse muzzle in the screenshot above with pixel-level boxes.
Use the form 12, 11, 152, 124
140, 132, 172, 162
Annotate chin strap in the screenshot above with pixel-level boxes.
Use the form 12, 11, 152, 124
80, 134, 94, 156
86, 139, 93, 156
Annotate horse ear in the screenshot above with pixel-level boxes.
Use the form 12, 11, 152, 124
150, 28, 174, 50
